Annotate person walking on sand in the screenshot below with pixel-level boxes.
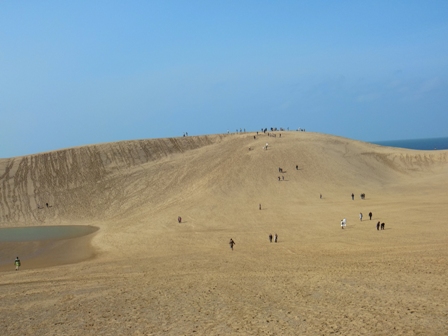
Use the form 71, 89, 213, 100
274, 233, 278, 243
381, 223, 385, 230
377, 221, 380, 230
351, 193, 354, 200
259, 203, 262, 210
229, 238, 235, 251
178, 216, 182, 223
369, 212, 372, 220
341, 218, 346, 229
269, 234, 273, 243
15, 257, 21, 271
359, 212, 363, 221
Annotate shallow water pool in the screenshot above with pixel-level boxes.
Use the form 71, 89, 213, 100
0, 225, 98, 242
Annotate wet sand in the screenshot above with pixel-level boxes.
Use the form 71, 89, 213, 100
0, 229, 98, 272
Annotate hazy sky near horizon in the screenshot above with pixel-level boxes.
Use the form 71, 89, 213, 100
1, 1, 448, 157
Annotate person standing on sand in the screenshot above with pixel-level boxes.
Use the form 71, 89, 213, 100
229, 239, 235, 251
369, 212, 372, 220
269, 234, 273, 243
377, 221, 380, 230
359, 213, 363, 221
381, 223, 385, 230
15, 257, 21, 271
351, 193, 354, 200
274, 234, 278, 243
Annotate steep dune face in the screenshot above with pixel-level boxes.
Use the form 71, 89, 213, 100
0, 135, 225, 225
0, 132, 446, 226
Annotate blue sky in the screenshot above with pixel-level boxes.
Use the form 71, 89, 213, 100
1, 1, 448, 157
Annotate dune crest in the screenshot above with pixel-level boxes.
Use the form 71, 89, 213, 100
0, 132, 446, 225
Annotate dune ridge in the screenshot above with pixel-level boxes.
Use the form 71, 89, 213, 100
1, 132, 446, 225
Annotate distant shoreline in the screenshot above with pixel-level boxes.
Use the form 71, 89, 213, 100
370, 136, 448, 150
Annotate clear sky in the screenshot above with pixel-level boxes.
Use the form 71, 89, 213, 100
1, 1, 448, 158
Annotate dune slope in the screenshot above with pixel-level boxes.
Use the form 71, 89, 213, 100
0, 132, 447, 335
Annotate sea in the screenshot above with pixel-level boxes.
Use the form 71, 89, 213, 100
371, 137, 448, 150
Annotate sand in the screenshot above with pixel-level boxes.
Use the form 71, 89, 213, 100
0, 132, 447, 335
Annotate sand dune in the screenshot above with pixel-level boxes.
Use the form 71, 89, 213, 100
0, 131, 447, 335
